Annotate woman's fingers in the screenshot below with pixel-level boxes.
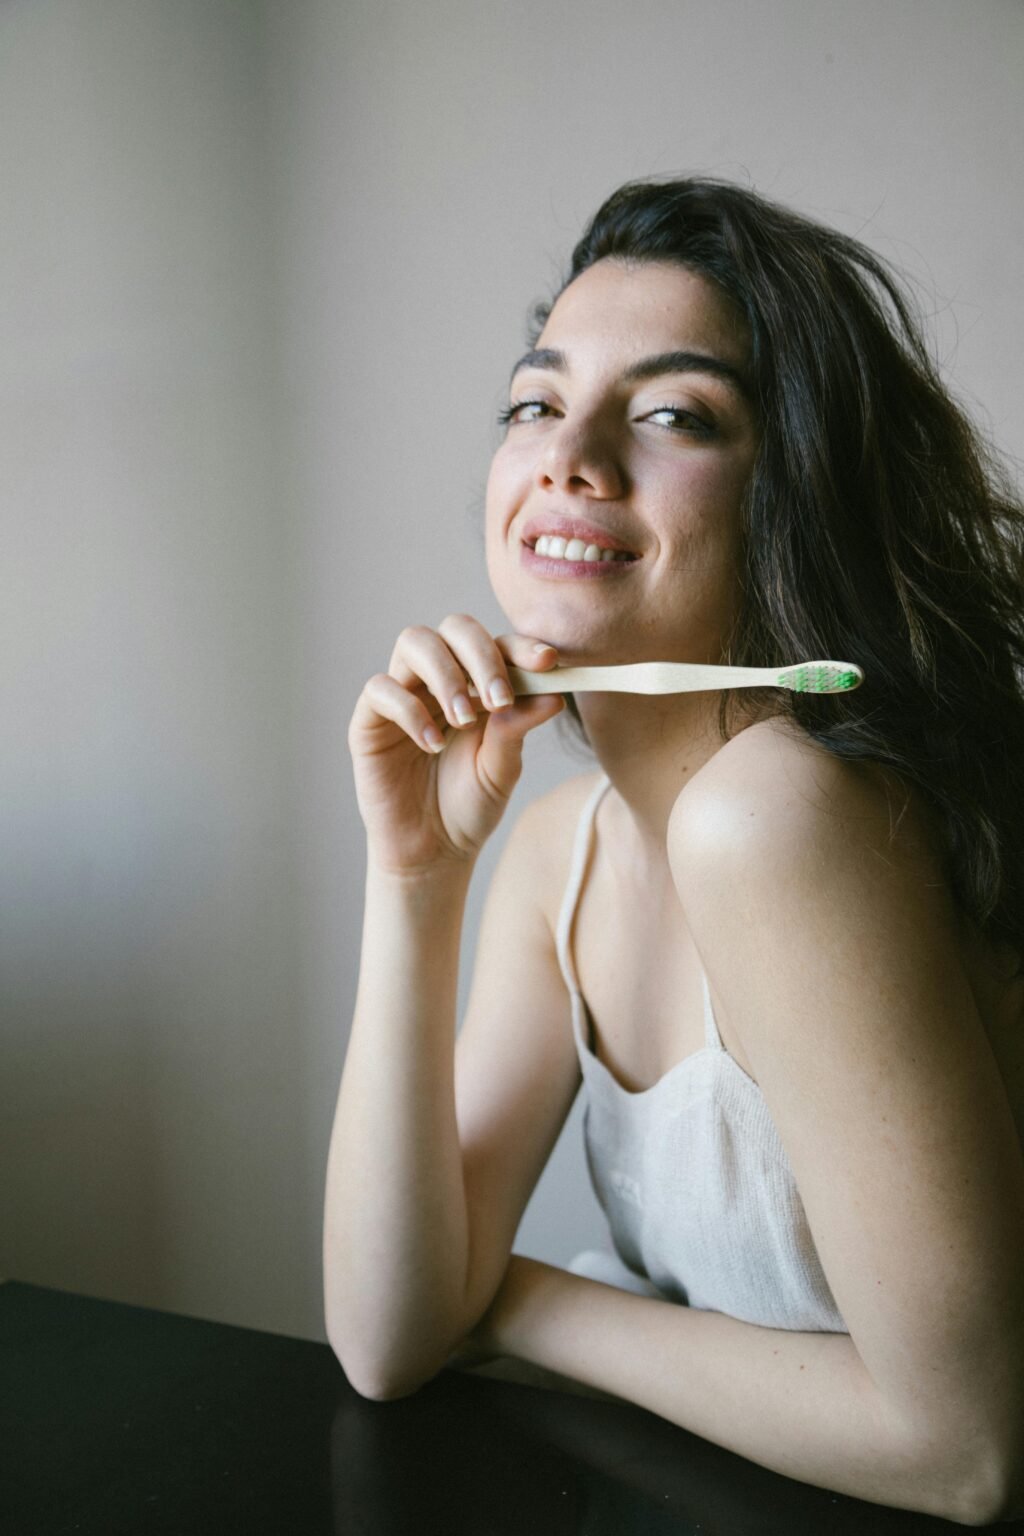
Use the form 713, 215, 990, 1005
471, 632, 565, 790
384, 617, 558, 732
353, 673, 449, 754
385, 623, 481, 729
436, 614, 533, 713
493, 632, 560, 675
348, 618, 565, 866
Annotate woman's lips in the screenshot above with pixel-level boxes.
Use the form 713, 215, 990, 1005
519, 542, 639, 579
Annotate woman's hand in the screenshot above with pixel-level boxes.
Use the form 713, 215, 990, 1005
348, 616, 565, 875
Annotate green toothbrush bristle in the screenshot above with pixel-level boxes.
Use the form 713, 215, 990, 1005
779, 664, 861, 693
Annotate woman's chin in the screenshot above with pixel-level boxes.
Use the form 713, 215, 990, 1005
499, 606, 624, 663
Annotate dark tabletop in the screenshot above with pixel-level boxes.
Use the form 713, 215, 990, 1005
2, 1279, 1020, 1535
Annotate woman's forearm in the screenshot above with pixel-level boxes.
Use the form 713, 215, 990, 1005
323, 854, 476, 1397
479, 1257, 1002, 1526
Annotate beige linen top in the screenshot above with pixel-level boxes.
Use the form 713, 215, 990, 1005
558, 772, 847, 1333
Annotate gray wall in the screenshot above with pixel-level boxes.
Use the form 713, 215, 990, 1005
2, 0, 1021, 1339
0, 0, 312, 1332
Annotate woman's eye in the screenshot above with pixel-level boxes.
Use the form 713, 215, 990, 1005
645, 406, 715, 436
496, 399, 714, 436
497, 399, 554, 427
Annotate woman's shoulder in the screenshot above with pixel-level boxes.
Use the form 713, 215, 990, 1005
669, 714, 940, 884
683, 712, 892, 803
676, 716, 1024, 1031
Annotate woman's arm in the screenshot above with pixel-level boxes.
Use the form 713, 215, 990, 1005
324, 621, 575, 1398
323, 854, 474, 1393
475, 1257, 1004, 1525
323, 792, 582, 1400
472, 728, 1024, 1525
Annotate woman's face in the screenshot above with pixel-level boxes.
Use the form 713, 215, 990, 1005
485, 258, 760, 666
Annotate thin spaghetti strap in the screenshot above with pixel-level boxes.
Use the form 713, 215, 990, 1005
702, 971, 724, 1051
555, 774, 611, 997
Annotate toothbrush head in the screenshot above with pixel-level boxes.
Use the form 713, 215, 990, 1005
777, 661, 864, 694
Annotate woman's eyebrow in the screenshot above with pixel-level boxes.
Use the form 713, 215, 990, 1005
508, 347, 751, 400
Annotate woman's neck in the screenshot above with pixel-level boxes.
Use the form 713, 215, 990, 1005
575, 690, 736, 863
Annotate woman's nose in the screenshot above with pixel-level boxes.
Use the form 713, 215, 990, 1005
534, 415, 625, 499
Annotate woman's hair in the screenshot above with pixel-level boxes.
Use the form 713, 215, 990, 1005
531, 175, 1024, 969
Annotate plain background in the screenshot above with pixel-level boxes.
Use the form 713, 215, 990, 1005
2, 0, 1022, 1340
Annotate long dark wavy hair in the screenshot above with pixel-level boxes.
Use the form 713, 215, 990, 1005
529, 176, 1024, 970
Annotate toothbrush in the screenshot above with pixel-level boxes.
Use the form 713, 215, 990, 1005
469, 659, 863, 699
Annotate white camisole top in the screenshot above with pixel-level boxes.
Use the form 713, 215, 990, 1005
557, 772, 847, 1334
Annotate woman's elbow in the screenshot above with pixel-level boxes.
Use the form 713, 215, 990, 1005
337, 1353, 428, 1403
325, 1315, 449, 1402
327, 1333, 420, 1401
877, 1384, 1022, 1528
925, 1420, 1024, 1528
953, 1446, 1024, 1529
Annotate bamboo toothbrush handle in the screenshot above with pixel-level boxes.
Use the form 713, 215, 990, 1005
468, 662, 764, 697
467, 659, 863, 698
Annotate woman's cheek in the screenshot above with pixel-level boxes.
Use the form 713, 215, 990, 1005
483, 457, 528, 590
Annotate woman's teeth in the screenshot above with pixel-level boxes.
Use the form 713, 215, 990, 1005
533, 535, 633, 562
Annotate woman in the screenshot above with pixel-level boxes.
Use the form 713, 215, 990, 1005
324, 177, 1024, 1524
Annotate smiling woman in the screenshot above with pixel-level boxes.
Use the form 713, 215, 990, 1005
324, 176, 1024, 1525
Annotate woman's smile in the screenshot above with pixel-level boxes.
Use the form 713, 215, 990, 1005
519, 539, 639, 579
519, 511, 641, 579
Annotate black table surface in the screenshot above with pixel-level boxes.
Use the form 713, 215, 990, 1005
2, 1279, 1020, 1535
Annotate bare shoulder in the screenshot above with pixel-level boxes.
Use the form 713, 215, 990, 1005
668, 714, 940, 890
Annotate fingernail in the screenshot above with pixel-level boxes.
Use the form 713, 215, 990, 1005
452, 693, 476, 725
422, 725, 445, 752
489, 679, 514, 709
533, 642, 554, 653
